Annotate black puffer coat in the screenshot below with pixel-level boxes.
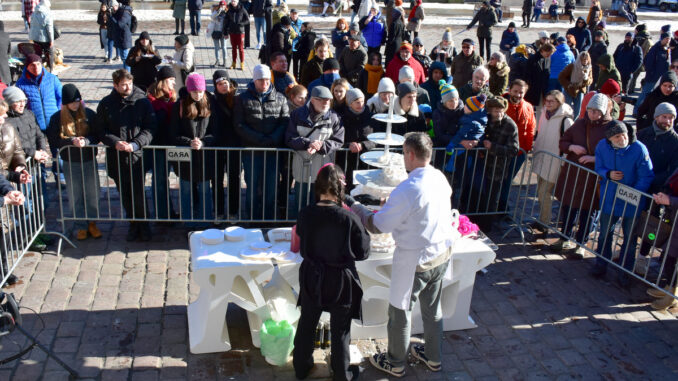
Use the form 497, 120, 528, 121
125, 39, 162, 91
223, 3, 249, 35
209, 85, 241, 147
170, 93, 216, 182
96, 87, 157, 176
6, 108, 47, 159
233, 82, 289, 147
340, 106, 376, 151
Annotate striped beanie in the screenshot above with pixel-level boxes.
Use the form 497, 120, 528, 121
439, 80, 458, 103
465, 94, 486, 112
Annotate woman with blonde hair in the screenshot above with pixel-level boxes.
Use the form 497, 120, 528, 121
146, 66, 178, 220
46, 84, 101, 240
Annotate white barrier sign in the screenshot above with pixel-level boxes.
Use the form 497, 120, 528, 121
167, 148, 191, 162
616, 184, 640, 207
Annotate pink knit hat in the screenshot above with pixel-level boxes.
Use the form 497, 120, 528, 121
185, 73, 206, 92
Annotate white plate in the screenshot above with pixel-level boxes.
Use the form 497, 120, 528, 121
267, 227, 293, 242
367, 132, 405, 146
360, 151, 404, 168
250, 241, 273, 251
200, 229, 224, 245
225, 226, 246, 241
372, 113, 407, 124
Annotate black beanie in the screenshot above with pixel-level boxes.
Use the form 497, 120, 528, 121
605, 120, 628, 140
139, 31, 151, 40
212, 69, 229, 85
62, 84, 82, 105
661, 71, 678, 87
175, 34, 189, 46
323, 58, 340, 71
156, 66, 175, 82
280, 16, 291, 26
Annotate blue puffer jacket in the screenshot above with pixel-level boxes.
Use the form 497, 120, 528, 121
643, 41, 670, 84
499, 30, 520, 52
444, 109, 487, 172
613, 42, 643, 76
549, 43, 575, 79
566, 17, 592, 52
360, 13, 385, 48
110, 5, 133, 49
15, 68, 62, 132
595, 137, 654, 218
420, 61, 451, 112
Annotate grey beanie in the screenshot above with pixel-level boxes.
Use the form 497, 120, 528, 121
345, 88, 365, 106
377, 77, 396, 94
398, 65, 415, 82
587, 93, 609, 115
2, 86, 27, 105
252, 64, 271, 81
660, 71, 678, 87
442, 28, 453, 42
605, 120, 628, 140
654, 102, 677, 119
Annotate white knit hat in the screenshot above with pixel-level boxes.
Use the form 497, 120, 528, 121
398, 66, 415, 82
252, 64, 271, 81
377, 77, 396, 94
587, 93, 609, 115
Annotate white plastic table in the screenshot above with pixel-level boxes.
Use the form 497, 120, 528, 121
187, 228, 495, 354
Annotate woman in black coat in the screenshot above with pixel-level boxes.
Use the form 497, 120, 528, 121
125, 31, 162, 91
293, 164, 370, 381
223, 0, 250, 69
169, 73, 216, 221
384, 7, 405, 67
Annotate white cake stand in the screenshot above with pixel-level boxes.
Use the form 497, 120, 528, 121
359, 110, 407, 168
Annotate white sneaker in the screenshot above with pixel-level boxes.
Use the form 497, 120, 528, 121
256, 43, 262, 50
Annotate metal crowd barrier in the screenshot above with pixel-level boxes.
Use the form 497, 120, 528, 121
517, 150, 678, 299
0, 159, 72, 286
55, 145, 529, 227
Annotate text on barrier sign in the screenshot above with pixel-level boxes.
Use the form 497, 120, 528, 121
615, 184, 640, 207
167, 148, 192, 162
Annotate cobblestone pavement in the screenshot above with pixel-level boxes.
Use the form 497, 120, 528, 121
0, 19, 677, 381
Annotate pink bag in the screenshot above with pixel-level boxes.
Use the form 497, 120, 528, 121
291, 225, 300, 253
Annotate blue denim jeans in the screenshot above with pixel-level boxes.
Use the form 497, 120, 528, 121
189, 10, 201, 34
117, 47, 130, 71
107, 38, 115, 60
254, 17, 266, 44
242, 151, 277, 220
179, 179, 214, 221
100, 29, 112, 59
213, 37, 226, 62
63, 160, 101, 231
565, 91, 584, 119
532, 8, 542, 21
595, 213, 637, 272
388, 260, 450, 368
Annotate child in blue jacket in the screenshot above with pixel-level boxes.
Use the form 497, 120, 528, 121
444, 94, 488, 172
499, 22, 520, 57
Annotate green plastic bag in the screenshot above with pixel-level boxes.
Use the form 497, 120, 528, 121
260, 319, 296, 366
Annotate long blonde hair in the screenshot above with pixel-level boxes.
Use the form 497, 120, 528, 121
60, 103, 89, 138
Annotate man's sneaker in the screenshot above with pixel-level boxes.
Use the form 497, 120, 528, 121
29, 236, 46, 252
369, 353, 405, 378
410, 345, 441, 372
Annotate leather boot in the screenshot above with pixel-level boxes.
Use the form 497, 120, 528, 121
651, 286, 677, 310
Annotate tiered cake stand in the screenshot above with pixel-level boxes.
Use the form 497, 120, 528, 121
359, 102, 407, 169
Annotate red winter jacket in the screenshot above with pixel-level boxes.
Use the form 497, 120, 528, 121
504, 95, 537, 154
385, 55, 426, 85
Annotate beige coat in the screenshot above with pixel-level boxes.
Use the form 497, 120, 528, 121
532, 103, 574, 184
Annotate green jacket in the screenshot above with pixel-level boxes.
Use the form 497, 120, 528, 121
595, 54, 622, 91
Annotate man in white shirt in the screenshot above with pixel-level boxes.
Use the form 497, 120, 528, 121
347, 132, 455, 378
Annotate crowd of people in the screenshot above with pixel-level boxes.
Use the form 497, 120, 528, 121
2, 0, 678, 378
